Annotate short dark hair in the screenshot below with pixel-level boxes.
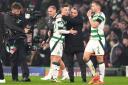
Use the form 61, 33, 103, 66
71, 7, 79, 12
61, 4, 70, 8
11, 2, 23, 10
92, 1, 103, 8
48, 5, 57, 10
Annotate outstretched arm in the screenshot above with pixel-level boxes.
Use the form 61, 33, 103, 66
58, 28, 77, 35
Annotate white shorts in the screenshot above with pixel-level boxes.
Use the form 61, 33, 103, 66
50, 39, 63, 57
84, 39, 105, 55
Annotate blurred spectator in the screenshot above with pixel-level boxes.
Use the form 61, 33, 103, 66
111, 22, 122, 41
109, 36, 124, 67
122, 30, 128, 65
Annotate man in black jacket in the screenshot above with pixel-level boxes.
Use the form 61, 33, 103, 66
0, 12, 6, 84
63, 7, 86, 83
4, 2, 30, 82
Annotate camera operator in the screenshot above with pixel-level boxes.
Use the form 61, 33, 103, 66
4, 2, 30, 82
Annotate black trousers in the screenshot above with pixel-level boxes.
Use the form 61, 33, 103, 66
63, 51, 86, 82
0, 60, 4, 79
10, 39, 29, 80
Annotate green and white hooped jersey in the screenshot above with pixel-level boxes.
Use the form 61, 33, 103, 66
90, 12, 106, 40
51, 14, 67, 42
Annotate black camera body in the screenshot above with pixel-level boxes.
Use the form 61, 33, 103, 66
25, 7, 42, 33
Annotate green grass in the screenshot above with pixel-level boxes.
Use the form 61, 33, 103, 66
2, 76, 128, 85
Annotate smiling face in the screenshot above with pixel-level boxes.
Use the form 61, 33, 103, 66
61, 6, 70, 16
70, 8, 78, 18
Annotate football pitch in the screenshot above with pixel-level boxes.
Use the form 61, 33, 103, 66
3, 76, 128, 85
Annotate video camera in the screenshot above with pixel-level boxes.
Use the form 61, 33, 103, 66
25, 4, 42, 32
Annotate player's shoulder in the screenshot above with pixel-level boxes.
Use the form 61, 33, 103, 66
56, 14, 62, 20
56, 14, 62, 18
100, 12, 105, 18
96, 12, 105, 21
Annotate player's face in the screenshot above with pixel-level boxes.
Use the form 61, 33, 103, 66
70, 8, 78, 18
61, 7, 70, 16
90, 3, 97, 12
47, 7, 56, 17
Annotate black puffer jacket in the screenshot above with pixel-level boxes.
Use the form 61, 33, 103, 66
64, 15, 84, 53
4, 12, 26, 40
